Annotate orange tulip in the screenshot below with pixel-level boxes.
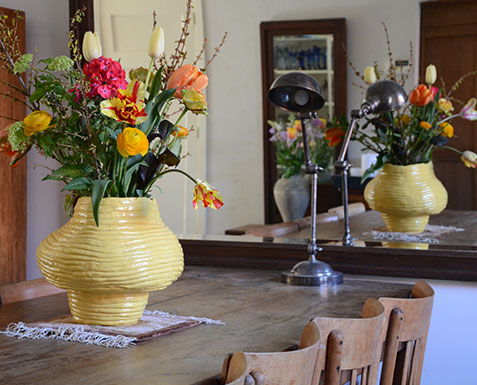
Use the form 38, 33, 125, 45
409, 84, 433, 106
167, 64, 208, 98
325, 127, 345, 147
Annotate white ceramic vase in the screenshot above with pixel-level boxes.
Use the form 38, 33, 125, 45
273, 174, 309, 222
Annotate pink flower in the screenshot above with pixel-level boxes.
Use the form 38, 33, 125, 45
460, 98, 477, 121
83, 56, 127, 99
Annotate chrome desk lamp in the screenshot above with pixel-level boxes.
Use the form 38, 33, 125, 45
268, 72, 343, 286
335, 80, 407, 246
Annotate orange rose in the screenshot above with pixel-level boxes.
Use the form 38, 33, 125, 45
167, 64, 208, 98
409, 84, 433, 106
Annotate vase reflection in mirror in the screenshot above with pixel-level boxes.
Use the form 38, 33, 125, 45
268, 72, 343, 286
335, 80, 407, 246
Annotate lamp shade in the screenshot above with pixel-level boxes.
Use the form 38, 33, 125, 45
268, 72, 325, 113
363, 79, 407, 114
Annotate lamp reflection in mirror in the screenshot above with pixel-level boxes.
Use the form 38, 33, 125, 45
335, 80, 407, 246
268, 72, 343, 286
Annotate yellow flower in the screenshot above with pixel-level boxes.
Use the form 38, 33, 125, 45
439, 122, 454, 138
172, 125, 190, 138
23, 111, 54, 136
182, 89, 207, 112
400, 114, 411, 125
461, 150, 477, 168
116, 127, 149, 157
192, 180, 224, 210
420, 121, 432, 131
437, 98, 454, 115
100, 81, 148, 125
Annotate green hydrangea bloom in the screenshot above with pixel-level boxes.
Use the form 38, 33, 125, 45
13, 53, 33, 74
8, 121, 30, 152
47, 56, 74, 71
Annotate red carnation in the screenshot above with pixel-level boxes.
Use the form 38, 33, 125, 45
83, 56, 127, 99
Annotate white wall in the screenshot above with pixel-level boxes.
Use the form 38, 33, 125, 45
0, 0, 69, 280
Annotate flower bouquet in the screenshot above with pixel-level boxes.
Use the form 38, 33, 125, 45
0, 4, 225, 226
0, 3, 229, 326
348, 26, 477, 180
268, 113, 333, 178
268, 113, 333, 221
347, 25, 477, 236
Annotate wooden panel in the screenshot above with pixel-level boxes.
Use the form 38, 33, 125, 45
0, 7, 26, 284
421, 1, 477, 210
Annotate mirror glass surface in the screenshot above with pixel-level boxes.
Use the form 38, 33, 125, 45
71, 3, 477, 256
272, 33, 334, 121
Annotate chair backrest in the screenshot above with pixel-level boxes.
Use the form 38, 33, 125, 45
0, 278, 65, 305
225, 352, 247, 385
378, 280, 434, 385
312, 298, 385, 385
223, 320, 322, 385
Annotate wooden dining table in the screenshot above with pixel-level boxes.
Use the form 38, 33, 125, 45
0, 266, 411, 385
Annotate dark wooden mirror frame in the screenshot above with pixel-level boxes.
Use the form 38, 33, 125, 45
69, 3, 477, 282
260, 18, 347, 224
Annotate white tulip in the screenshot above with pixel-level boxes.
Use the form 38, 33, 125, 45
364, 66, 377, 85
82, 31, 102, 62
425, 64, 437, 85
147, 26, 165, 59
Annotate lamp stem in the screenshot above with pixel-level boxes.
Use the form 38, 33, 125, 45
300, 116, 322, 259
335, 114, 360, 246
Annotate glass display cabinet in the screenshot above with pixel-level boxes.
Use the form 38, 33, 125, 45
260, 19, 347, 224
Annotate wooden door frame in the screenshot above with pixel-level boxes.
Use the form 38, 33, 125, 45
260, 19, 347, 224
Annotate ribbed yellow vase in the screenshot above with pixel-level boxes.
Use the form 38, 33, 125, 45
364, 162, 448, 234
36, 197, 184, 326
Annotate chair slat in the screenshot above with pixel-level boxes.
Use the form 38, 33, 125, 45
379, 281, 434, 385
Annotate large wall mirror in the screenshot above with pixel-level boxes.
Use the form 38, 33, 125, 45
260, 19, 347, 224
68, 2, 477, 282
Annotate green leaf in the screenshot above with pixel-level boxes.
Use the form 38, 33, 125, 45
49, 164, 94, 179
149, 66, 163, 98
29, 87, 46, 102
126, 153, 144, 169
154, 88, 175, 116
62, 177, 92, 191
122, 162, 141, 195
91, 179, 112, 227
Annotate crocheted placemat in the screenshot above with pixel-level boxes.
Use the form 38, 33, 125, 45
363, 224, 464, 244
0, 310, 224, 349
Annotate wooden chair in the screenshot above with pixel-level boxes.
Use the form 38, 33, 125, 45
312, 298, 385, 385
0, 278, 65, 305
222, 320, 322, 385
224, 352, 248, 385
378, 280, 434, 385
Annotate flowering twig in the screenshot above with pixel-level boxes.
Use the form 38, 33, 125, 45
193, 39, 208, 66
205, 32, 228, 70
382, 22, 396, 81
0, 39, 28, 95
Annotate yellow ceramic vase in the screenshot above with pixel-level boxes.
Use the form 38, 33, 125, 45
37, 197, 184, 326
364, 162, 448, 234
